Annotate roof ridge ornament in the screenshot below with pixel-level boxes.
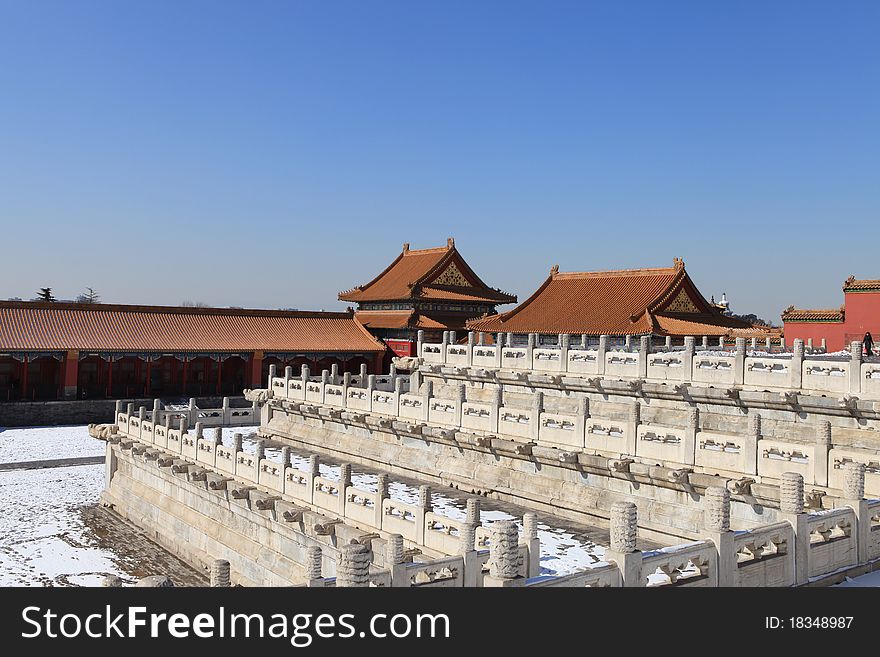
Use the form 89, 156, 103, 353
447, 237, 455, 248
843, 275, 855, 290
550, 264, 559, 276
403, 242, 410, 253
673, 257, 685, 270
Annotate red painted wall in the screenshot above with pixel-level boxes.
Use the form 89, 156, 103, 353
385, 339, 414, 357
784, 290, 880, 352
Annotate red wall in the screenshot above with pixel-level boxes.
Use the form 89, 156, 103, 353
782, 322, 846, 352
784, 290, 880, 352
841, 292, 880, 345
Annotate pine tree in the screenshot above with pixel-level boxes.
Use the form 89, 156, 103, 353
37, 287, 55, 302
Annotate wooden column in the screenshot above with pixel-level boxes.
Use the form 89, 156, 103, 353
145, 358, 152, 397
216, 356, 223, 394
21, 355, 29, 401
249, 351, 264, 388
106, 357, 113, 398
62, 350, 79, 400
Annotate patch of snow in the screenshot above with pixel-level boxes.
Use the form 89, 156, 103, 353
0, 464, 129, 586
0, 425, 106, 464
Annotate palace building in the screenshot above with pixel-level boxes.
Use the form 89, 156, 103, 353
339, 238, 516, 356
469, 258, 773, 341
0, 301, 386, 402
782, 276, 880, 352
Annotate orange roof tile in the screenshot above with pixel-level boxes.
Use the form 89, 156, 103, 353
0, 301, 386, 353
353, 310, 467, 330
469, 260, 751, 337
653, 314, 765, 337
339, 239, 516, 304
844, 276, 880, 292
781, 306, 844, 323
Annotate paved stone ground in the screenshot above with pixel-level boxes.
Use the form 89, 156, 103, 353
80, 504, 208, 586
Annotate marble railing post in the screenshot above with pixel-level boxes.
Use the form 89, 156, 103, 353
638, 336, 650, 379
268, 363, 277, 388
420, 380, 432, 421
559, 334, 570, 372
387, 534, 408, 587
491, 386, 503, 433
440, 331, 449, 364
127, 402, 135, 416
597, 335, 608, 375
416, 485, 432, 542
466, 497, 481, 526
114, 399, 123, 419
701, 336, 709, 351
522, 513, 540, 578
683, 407, 698, 465
459, 523, 480, 587
393, 376, 405, 412
625, 336, 632, 351
605, 501, 642, 587
359, 363, 368, 383
704, 487, 734, 586
477, 332, 485, 346
328, 462, 348, 516
778, 472, 809, 585
531, 391, 543, 441
718, 336, 725, 349
321, 370, 329, 403
494, 333, 504, 368
815, 421, 832, 486
342, 372, 352, 407
409, 369, 421, 395
210, 559, 231, 587
467, 331, 475, 366
188, 398, 197, 425
283, 366, 292, 396
751, 337, 757, 351
454, 383, 466, 426
150, 399, 160, 423
821, 338, 827, 352
336, 544, 371, 587
306, 546, 324, 587
307, 455, 320, 505
665, 336, 672, 352
417, 330, 425, 359
374, 473, 389, 529
682, 336, 695, 383
626, 400, 640, 456
734, 338, 746, 385
222, 396, 231, 424
527, 333, 536, 370
841, 462, 870, 564
765, 337, 772, 351
790, 339, 804, 389
331, 363, 339, 385
367, 375, 376, 412
744, 413, 760, 475
301, 365, 310, 388
483, 521, 523, 587
849, 342, 863, 395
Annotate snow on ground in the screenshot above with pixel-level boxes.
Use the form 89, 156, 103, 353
0, 425, 106, 464
0, 463, 129, 586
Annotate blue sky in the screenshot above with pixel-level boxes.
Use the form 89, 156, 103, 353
1, 1, 877, 323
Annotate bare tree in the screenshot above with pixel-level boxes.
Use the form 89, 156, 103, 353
76, 287, 101, 304
181, 300, 209, 307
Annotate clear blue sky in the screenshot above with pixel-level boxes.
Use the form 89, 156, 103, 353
1, 1, 877, 323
